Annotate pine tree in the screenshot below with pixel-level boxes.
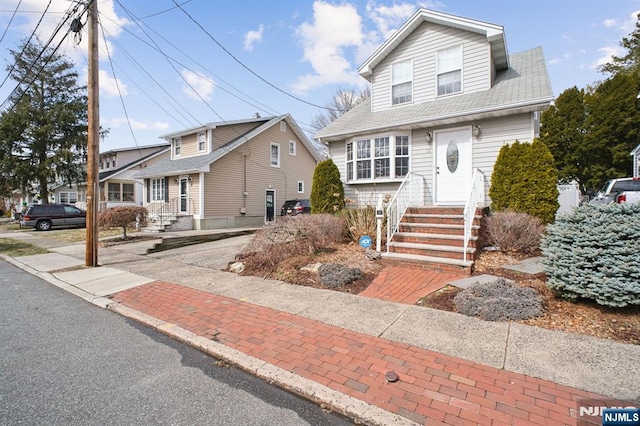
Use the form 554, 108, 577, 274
0, 39, 88, 203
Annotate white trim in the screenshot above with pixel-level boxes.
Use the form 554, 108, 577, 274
173, 137, 182, 158
198, 171, 205, 219
297, 181, 304, 194
432, 126, 473, 205
265, 189, 276, 223
197, 131, 206, 152
345, 131, 411, 184
391, 60, 413, 106
436, 44, 463, 97
289, 140, 297, 156
280, 121, 287, 132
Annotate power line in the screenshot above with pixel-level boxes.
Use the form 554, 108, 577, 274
0, 0, 22, 44
170, 0, 341, 113
137, 0, 192, 20
0, 0, 52, 90
0, 0, 85, 111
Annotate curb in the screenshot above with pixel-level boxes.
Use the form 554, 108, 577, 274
107, 302, 419, 426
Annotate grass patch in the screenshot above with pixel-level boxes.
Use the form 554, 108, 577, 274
0, 222, 23, 232
40, 228, 139, 243
0, 238, 49, 257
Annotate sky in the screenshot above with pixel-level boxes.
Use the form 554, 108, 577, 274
1, 0, 639, 152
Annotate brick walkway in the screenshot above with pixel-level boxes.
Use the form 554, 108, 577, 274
111, 281, 622, 425
360, 266, 465, 304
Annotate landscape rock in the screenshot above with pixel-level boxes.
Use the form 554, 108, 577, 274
318, 263, 362, 288
229, 262, 245, 273
365, 249, 382, 261
301, 262, 322, 274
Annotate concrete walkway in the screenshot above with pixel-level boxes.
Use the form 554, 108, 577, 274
2, 230, 638, 425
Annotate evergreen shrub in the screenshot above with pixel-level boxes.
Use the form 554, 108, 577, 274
454, 278, 544, 321
489, 139, 559, 223
540, 203, 640, 307
310, 159, 344, 214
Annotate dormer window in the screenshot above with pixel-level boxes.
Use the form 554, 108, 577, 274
437, 45, 462, 96
392, 61, 413, 105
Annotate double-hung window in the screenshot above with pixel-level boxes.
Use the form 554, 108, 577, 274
374, 137, 390, 178
392, 61, 413, 105
151, 178, 165, 201
174, 138, 181, 156
437, 45, 462, 96
197, 132, 206, 151
270, 143, 280, 167
289, 140, 296, 156
356, 139, 371, 179
346, 135, 410, 182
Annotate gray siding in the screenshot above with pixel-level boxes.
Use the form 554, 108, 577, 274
371, 22, 490, 112
328, 113, 535, 207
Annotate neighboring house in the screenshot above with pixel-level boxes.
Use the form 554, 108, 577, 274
68, 143, 170, 210
314, 8, 553, 270
133, 114, 322, 230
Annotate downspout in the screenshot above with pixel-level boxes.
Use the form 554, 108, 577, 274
241, 154, 247, 214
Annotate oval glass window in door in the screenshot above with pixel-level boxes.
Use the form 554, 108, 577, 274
446, 140, 459, 173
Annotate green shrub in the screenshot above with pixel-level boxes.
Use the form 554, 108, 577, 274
485, 210, 545, 253
310, 158, 344, 214
454, 278, 544, 321
540, 203, 640, 307
489, 139, 559, 223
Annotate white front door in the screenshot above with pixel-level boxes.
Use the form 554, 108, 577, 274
434, 128, 472, 205
179, 177, 189, 213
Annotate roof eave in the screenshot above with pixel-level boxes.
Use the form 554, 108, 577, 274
318, 97, 553, 143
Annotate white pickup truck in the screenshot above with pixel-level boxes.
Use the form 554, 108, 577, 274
590, 177, 640, 204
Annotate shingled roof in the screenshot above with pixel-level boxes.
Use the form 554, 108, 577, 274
315, 47, 553, 143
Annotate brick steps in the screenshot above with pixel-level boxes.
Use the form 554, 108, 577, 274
385, 206, 483, 274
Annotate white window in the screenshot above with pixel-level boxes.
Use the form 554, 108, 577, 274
280, 121, 287, 132
174, 138, 181, 156
111, 155, 116, 168
346, 142, 354, 181
58, 192, 78, 204
151, 178, 165, 201
289, 140, 296, 156
356, 139, 371, 179
297, 181, 304, 193
392, 61, 413, 105
197, 132, 206, 151
346, 135, 410, 182
437, 45, 462, 96
395, 136, 409, 177
374, 137, 390, 178
107, 182, 135, 202
270, 143, 280, 167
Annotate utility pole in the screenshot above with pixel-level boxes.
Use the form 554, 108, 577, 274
85, 0, 99, 266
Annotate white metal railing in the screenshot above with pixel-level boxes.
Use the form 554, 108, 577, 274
463, 168, 485, 262
386, 172, 425, 252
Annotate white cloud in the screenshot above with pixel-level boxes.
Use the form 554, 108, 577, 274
98, 69, 128, 98
181, 69, 215, 101
5, 0, 130, 63
603, 18, 616, 28
293, 1, 364, 94
366, 1, 417, 39
549, 51, 575, 65
106, 117, 170, 131
243, 24, 264, 51
592, 45, 626, 69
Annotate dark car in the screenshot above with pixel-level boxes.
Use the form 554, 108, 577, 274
20, 203, 87, 231
280, 199, 311, 216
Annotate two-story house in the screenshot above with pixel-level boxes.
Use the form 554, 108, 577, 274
134, 114, 322, 230
51, 143, 170, 210
315, 8, 553, 270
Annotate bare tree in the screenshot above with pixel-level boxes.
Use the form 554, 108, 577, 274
310, 86, 370, 132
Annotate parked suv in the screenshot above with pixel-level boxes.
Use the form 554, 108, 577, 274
590, 177, 640, 205
21, 204, 86, 231
280, 199, 311, 216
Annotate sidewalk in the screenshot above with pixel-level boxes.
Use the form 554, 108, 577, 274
2, 231, 639, 425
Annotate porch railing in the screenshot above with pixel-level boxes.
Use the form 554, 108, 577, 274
145, 198, 188, 224
386, 172, 425, 252
463, 168, 485, 262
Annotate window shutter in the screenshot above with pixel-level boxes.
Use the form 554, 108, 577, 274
164, 177, 169, 201
145, 179, 150, 203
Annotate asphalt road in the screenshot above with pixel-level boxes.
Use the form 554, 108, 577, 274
0, 260, 351, 426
